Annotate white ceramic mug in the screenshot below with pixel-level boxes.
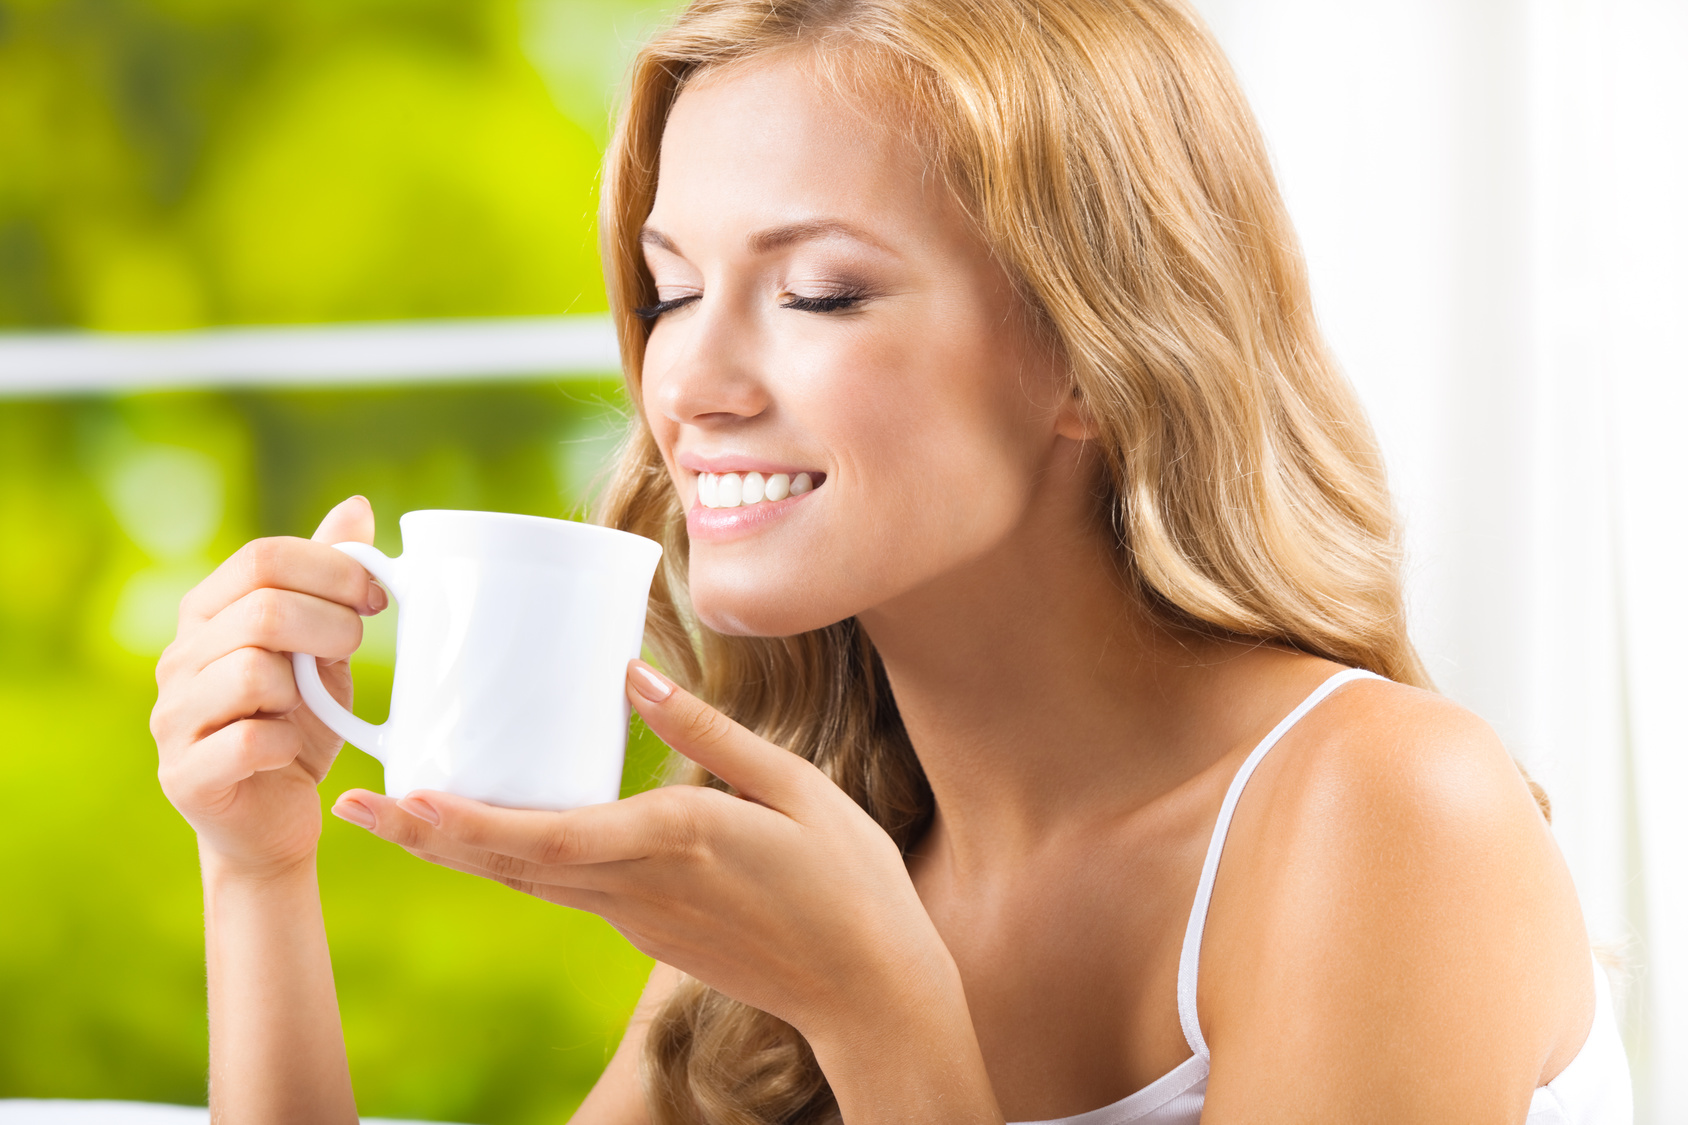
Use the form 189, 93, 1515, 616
290, 509, 663, 810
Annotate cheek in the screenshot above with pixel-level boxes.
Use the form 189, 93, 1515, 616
638, 348, 677, 439
685, 335, 1052, 636
837, 326, 1050, 535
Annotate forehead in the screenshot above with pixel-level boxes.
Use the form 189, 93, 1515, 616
649, 53, 959, 251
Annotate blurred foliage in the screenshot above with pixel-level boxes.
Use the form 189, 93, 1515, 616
0, 0, 685, 1118
0, 386, 673, 1122
0, 0, 675, 329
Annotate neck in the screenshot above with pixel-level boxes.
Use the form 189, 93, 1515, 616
857, 456, 1309, 875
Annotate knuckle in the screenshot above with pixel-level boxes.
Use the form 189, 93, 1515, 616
176, 575, 212, 624
483, 849, 530, 880
241, 538, 286, 591
680, 705, 732, 751
655, 789, 708, 859
155, 640, 185, 686
148, 696, 175, 744
225, 720, 256, 756
245, 588, 288, 646
165, 761, 219, 810
157, 691, 208, 748
156, 761, 185, 801
228, 719, 269, 760
232, 647, 274, 701
536, 821, 584, 867
410, 826, 444, 851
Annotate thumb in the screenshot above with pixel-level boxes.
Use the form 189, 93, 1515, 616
625, 660, 817, 812
313, 495, 376, 546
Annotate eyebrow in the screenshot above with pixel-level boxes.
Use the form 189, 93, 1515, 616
637, 219, 895, 258
638, 227, 681, 254
746, 219, 893, 255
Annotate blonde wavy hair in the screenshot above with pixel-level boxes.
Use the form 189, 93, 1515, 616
595, 0, 1447, 1120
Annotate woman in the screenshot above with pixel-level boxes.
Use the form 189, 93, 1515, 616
150, 0, 1632, 1121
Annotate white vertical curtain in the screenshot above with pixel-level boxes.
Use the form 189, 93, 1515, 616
1188, 0, 1687, 1117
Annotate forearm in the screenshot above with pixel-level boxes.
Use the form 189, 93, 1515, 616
805, 959, 1003, 1125
202, 846, 357, 1125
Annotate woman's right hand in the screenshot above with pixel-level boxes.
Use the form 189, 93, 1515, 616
152, 496, 388, 876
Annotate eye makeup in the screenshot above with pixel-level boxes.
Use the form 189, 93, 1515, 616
633, 295, 700, 321
779, 285, 871, 313
633, 285, 875, 320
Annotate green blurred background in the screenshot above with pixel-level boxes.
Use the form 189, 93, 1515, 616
0, 0, 682, 1119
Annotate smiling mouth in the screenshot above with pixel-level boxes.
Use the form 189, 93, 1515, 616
697, 471, 825, 509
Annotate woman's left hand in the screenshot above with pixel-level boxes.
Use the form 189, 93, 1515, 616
330, 660, 954, 1044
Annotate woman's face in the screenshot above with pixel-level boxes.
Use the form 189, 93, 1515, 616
640, 52, 1088, 637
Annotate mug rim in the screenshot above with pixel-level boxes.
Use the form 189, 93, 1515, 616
397, 508, 662, 557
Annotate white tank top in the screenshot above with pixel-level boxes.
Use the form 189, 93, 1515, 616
1010, 668, 1634, 1125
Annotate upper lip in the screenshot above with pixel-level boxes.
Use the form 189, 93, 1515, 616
677, 451, 822, 476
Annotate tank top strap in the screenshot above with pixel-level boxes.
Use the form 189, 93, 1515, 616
1174, 667, 1386, 1061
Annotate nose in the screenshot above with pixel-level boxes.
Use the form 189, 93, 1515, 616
643, 296, 771, 428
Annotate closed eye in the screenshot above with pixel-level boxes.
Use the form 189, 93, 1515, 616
780, 291, 869, 314
633, 295, 700, 321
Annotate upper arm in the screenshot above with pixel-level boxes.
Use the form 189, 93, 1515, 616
1198, 684, 1592, 1123
570, 961, 686, 1125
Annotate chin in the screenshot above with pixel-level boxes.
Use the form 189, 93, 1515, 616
689, 569, 855, 639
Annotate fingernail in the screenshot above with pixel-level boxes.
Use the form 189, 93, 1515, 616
333, 800, 375, 829
630, 662, 673, 702
398, 795, 440, 825
366, 581, 388, 613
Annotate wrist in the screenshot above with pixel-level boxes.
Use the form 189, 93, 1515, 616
802, 948, 1002, 1124
200, 842, 319, 890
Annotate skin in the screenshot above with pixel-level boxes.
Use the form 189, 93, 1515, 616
152, 53, 1595, 1125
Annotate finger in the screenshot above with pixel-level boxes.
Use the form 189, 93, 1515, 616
156, 647, 303, 742
354, 785, 732, 868
333, 789, 650, 895
330, 790, 576, 883
174, 587, 363, 676
402, 846, 616, 915
179, 535, 383, 626
625, 661, 817, 810
404, 839, 624, 903
163, 718, 304, 801
312, 495, 376, 546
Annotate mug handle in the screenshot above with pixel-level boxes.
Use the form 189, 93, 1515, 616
289, 541, 406, 765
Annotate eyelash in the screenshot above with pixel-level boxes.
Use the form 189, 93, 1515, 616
631, 290, 870, 321
781, 290, 868, 313
632, 296, 698, 321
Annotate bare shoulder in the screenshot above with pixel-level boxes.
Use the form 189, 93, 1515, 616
1198, 678, 1594, 1122
1272, 678, 1547, 842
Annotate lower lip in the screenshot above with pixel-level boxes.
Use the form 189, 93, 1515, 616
686, 487, 819, 541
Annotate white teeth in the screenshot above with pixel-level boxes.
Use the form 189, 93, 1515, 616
697, 470, 818, 508
717, 472, 743, 508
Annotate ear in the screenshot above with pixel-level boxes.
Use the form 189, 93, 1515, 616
1055, 383, 1100, 442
